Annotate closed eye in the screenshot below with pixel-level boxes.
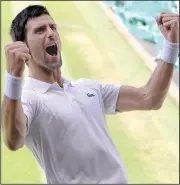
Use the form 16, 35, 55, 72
34, 25, 46, 34
50, 24, 57, 31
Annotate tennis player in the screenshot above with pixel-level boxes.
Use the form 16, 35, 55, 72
2, 5, 179, 184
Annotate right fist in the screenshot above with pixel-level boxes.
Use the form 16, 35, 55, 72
5, 41, 31, 77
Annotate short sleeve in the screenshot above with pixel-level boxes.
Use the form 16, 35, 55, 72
21, 90, 38, 131
73, 78, 121, 115
100, 83, 121, 115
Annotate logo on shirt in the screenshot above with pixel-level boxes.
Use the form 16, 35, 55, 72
87, 93, 95, 97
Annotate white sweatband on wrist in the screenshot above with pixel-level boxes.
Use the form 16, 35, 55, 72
160, 38, 179, 64
4, 71, 23, 100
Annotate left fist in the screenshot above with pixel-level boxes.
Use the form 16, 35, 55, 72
156, 12, 179, 43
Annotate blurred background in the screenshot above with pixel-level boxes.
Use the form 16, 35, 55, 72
104, 0, 179, 87
1, 1, 179, 184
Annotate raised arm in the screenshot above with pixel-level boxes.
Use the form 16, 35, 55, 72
116, 12, 179, 113
2, 41, 31, 151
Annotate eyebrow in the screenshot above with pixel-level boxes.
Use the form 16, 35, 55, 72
33, 23, 57, 33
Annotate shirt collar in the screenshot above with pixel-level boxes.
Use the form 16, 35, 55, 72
23, 76, 74, 93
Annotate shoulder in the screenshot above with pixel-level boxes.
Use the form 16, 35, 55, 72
21, 86, 41, 108
21, 86, 42, 124
22, 86, 39, 99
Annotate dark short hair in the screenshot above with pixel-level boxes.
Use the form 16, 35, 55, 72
10, 5, 50, 42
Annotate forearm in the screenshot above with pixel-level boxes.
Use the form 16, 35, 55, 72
117, 12, 179, 112
2, 96, 27, 150
144, 59, 174, 107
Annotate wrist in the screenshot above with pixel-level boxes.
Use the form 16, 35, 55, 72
4, 70, 23, 100
160, 38, 179, 64
7, 68, 24, 78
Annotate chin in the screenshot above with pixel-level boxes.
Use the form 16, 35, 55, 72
42, 54, 62, 72
44, 62, 62, 72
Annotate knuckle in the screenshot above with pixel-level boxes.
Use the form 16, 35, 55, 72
9, 50, 15, 56
22, 43, 27, 48
16, 42, 27, 48
16, 41, 24, 45
25, 47, 29, 53
20, 44, 29, 51
16, 52, 25, 60
21, 46, 29, 54
19, 44, 26, 49
160, 12, 165, 16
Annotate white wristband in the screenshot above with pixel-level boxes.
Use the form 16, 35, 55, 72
160, 38, 179, 64
4, 71, 23, 100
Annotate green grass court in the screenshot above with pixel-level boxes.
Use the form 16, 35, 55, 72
1, 1, 179, 184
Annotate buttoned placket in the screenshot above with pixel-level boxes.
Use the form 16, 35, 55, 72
50, 82, 77, 106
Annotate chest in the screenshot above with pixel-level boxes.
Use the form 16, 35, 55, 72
44, 86, 103, 114
35, 87, 104, 136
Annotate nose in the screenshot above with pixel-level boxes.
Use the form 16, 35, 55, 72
46, 26, 55, 39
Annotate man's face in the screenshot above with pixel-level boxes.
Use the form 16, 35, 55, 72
26, 14, 62, 71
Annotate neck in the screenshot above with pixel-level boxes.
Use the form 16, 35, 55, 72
28, 64, 63, 88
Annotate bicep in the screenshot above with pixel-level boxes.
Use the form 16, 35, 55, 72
116, 85, 149, 112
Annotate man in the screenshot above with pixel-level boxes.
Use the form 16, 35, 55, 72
2, 5, 179, 184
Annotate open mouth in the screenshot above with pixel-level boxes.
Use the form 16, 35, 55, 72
46, 44, 57, 56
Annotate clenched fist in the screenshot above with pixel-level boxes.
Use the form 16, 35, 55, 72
156, 12, 179, 43
5, 41, 31, 77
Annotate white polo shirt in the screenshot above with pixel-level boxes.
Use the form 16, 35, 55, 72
22, 77, 128, 184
